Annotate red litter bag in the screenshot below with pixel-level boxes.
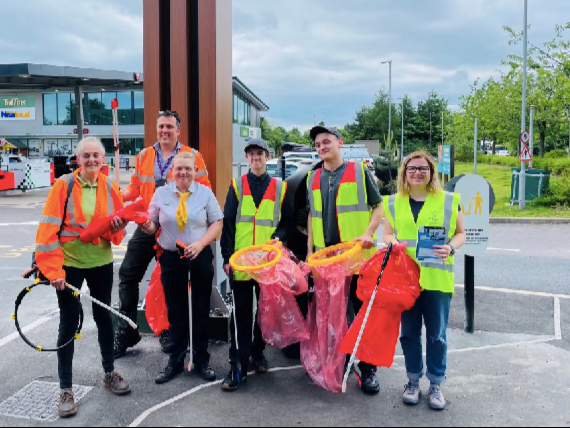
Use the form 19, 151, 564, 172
301, 243, 366, 393
230, 244, 310, 349
340, 246, 421, 368
145, 261, 170, 336
80, 198, 149, 244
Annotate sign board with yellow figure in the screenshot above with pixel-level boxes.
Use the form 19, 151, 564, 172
455, 174, 491, 256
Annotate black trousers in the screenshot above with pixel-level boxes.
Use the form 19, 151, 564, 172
228, 279, 266, 372
117, 227, 157, 332
349, 274, 376, 374
57, 263, 115, 390
159, 247, 214, 367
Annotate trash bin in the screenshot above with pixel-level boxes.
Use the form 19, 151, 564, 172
510, 168, 551, 205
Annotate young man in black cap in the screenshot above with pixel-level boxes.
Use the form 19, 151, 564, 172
306, 126, 384, 395
220, 138, 294, 391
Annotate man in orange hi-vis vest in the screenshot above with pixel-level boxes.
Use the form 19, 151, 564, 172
114, 111, 212, 359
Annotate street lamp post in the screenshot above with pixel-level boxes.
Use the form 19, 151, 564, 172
519, 0, 528, 210
381, 60, 393, 139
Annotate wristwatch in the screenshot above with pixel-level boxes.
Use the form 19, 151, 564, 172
447, 244, 456, 256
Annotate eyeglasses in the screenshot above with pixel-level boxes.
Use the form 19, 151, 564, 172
406, 166, 431, 174
158, 110, 181, 126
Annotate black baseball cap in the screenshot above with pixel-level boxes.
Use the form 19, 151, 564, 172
310, 126, 342, 141
244, 138, 270, 153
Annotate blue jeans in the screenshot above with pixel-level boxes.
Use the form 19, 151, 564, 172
400, 290, 452, 385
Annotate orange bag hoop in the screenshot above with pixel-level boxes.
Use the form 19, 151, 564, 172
307, 242, 362, 267
229, 245, 283, 272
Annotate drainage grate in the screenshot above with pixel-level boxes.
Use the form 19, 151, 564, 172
0, 381, 92, 422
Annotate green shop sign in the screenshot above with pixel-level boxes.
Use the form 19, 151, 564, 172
240, 126, 250, 138
0, 95, 35, 108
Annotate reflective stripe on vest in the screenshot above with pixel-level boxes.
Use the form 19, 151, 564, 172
384, 191, 460, 293
307, 162, 377, 263
233, 175, 286, 281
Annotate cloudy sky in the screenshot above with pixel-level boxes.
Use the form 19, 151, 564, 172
1, 0, 567, 131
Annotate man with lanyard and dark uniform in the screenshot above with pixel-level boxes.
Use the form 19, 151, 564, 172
306, 126, 385, 395
220, 138, 294, 391
114, 111, 211, 358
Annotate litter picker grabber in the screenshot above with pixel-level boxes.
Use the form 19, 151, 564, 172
176, 240, 193, 372
111, 98, 120, 184
341, 243, 393, 393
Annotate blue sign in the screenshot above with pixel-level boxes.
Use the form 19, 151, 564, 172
438, 145, 451, 175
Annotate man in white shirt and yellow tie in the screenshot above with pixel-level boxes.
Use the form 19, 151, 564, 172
141, 151, 224, 384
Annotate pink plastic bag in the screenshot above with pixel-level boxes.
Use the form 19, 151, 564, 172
145, 262, 170, 336
232, 244, 310, 349
300, 244, 366, 393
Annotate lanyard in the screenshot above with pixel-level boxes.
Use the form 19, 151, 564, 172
155, 145, 178, 179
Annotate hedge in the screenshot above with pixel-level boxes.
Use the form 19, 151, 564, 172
476, 154, 570, 175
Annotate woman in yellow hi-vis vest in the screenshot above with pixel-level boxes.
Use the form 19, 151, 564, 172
306, 126, 385, 396
383, 151, 466, 411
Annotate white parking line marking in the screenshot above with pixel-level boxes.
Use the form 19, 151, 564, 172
129, 365, 303, 428
0, 309, 59, 349
0, 222, 39, 226
554, 297, 562, 340
455, 284, 570, 300
487, 248, 521, 252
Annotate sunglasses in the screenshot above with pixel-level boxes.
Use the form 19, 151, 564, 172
158, 110, 181, 126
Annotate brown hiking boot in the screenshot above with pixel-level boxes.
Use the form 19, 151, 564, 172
102, 371, 131, 396
58, 389, 77, 419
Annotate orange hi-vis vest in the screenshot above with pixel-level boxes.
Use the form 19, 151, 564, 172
125, 144, 211, 206
35, 169, 125, 281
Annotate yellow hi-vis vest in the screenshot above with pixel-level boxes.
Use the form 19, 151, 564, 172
384, 191, 461, 294
307, 162, 377, 269
233, 175, 287, 281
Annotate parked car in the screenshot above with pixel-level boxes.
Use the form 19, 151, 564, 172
341, 145, 375, 170
485, 146, 512, 157
266, 159, 312, 179
284, 152, 320, 161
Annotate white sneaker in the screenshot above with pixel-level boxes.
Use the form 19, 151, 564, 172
427, 384, 446, 410
403, 382, 421, 405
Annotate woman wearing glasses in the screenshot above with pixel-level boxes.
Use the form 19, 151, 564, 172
140, 151, 223, 384
383, 151, 466, 411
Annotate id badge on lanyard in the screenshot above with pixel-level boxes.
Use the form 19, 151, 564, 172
156, 149, 174, 188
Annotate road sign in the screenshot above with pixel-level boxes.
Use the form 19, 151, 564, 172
519, 144, 532, 162
438, 145, 451, 175
520, 131, 530, 144
455, 174, 491, 257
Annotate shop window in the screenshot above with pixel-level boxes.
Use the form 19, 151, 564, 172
116, 91, 132, 125
134, 91, 144, 125
43, 93, 57, 126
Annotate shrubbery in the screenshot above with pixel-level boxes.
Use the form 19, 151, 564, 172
544, 149, 569, 159
374, 154, 399, 196
475, 154, 570, 175
533, 171, 570, 208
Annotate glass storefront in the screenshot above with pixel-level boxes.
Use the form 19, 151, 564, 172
100, 138, 145, 156
43, 90, 144, 126
233, 90, 251, 126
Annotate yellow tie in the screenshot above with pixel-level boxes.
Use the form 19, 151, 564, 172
176, 191, 191, 232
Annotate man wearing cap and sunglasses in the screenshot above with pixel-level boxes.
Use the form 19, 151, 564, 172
306, 126, 385, 395
114, 111, 212, 358
220, 138, 294, 391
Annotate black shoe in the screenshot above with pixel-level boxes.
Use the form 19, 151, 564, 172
221, 368, 246, 392
159, 330, 174, 354
250, 356, 268, 374
155, 364, 184, 385
195, 364, 216, 381
113, 330, 141, 359
360, 369, 380, 395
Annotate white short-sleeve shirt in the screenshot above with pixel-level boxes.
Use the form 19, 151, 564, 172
148, 181, 224, 251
